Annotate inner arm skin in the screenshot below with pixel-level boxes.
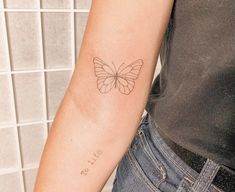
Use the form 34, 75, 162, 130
34, 1, 174, 191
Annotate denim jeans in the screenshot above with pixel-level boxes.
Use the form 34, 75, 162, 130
111, 113, 227, 192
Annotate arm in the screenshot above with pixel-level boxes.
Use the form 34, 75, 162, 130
34, 0, 174, 191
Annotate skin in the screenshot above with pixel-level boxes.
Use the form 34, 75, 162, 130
34, 0, 174, 191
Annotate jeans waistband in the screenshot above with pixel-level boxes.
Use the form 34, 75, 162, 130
140, 113, 200, 181
141, 113, 235, 191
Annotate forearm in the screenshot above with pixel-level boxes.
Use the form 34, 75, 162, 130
34, 1, 173, 191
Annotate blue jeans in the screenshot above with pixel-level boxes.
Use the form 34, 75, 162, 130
111, 113, 225, 192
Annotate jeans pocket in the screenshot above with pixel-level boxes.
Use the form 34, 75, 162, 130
126, 124, 167, 191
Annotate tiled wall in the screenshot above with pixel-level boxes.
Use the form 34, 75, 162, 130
0, 0, 162, 191
0, 0, 117, 191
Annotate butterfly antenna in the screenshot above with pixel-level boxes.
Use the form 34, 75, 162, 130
112, 62, 117, 73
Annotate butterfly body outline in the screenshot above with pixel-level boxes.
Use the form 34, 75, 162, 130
93, 57, 143, 95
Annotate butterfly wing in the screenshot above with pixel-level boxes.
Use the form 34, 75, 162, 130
93, 57, 116, 93
118, 59, 143, 80
116, 77, 135, 95
93, 57, 115, 77
116, 59, 143, 95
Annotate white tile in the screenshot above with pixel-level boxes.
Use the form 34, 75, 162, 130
13, 73, 44, 123
75, 12, 89, 59
42, 13, 73, 69
156, 55, 161, 76
4, 0, 39, 8
41, 0, 72, 9
0, 127, 19, 169
0, 75, 14, 127
75, 0, 92, 9
102, 168, 117, 192
0, 13, 10, 72
6, 12, 42, 71
46, 71, 72, 119
23, 168, 38, 192
19, 124, 46, 167
0, 172, 22, 192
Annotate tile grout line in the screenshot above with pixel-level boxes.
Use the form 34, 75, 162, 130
0, 163, 39, 176
71, 0, 76, 70
38, 0, 49, 148
0, 67, 73, 75
0, 2, 99, 191
1, 0, 26, 191
0, 8, 90, 13
0, 119, 54, 130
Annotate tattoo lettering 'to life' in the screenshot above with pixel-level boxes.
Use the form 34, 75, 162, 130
80, 149, 103, 176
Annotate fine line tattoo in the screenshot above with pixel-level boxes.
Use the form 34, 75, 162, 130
80, 149, 103, 176
93, 57, 143, 95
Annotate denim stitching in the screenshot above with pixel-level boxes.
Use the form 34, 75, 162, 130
191, 159, 220, 192
208, 184, 224, 192
191, 160, 219, 192
137, 127, 167, 186
139, 127, 167, 177
127, 148, 162, 192
146, 114, 223, 192
176, 178, 191, 192
149, 119, 196, 180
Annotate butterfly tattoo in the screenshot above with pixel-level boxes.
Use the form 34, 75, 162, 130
93, 57, 143, 95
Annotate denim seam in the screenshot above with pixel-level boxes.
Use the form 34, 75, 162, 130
191, 159, 220, 192
138, 127, 167, 186
151, 126, 223, 192
147, 115, 223, 192
127, 148, 162, 192
176, 177, 192, 192
208, 185, 224, 192
192, 161, 219, 192
145, 115, 195, 177
150, 123, 195, 180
